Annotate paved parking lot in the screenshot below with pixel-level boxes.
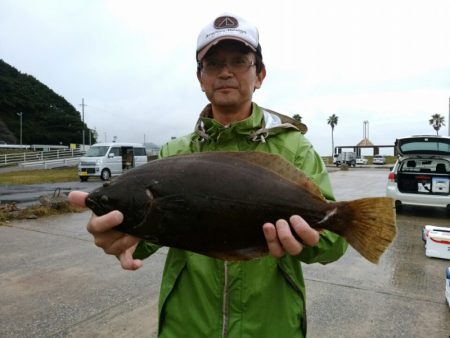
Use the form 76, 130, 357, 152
0, 168, 449, 337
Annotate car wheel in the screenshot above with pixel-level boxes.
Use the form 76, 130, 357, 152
79, 176, 88, 182
101, 169, 111, 181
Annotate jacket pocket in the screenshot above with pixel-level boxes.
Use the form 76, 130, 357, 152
158, 249, 187, 334
277, 259, 307, 336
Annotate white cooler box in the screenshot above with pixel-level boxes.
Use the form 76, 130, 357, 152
422, 225, 450, 260
432, 177, 449, 193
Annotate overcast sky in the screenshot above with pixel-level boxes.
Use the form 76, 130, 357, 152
1, 0, 449, 156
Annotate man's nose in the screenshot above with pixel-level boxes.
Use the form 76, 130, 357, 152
216, 63, 234, 76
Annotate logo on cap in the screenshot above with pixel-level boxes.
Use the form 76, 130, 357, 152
214, 16, 238, 29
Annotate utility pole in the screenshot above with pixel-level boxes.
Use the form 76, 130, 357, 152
448, 97, 449, 136
16, 112, 23, 145
80, 98, 87, 150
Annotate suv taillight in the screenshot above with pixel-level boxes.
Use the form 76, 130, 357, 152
388, 172, 396, 182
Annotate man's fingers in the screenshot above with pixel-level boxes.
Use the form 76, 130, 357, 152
275, 219, 303, 255
71, 189, 142, 271
289, 215, 320, 247
68, 191, 88, 208
87, 210, 123, 234
118, 247, 143, 271
105, 235, 140, 256
263, 223, 285, 257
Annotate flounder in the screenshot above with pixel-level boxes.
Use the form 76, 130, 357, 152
86, 151, 396, 263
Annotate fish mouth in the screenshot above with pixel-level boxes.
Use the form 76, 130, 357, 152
86, 196, 113, 216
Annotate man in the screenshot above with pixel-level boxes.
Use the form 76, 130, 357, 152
69, 13, 348, 338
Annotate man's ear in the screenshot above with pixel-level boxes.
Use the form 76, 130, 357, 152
254, 67, 266, 90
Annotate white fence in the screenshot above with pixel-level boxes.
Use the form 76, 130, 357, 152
0, 149, 85, 168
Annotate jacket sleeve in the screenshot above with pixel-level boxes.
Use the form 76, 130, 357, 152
293, 138, 349, 264
133, 241, 161, 260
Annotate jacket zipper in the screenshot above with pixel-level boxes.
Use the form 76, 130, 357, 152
221, 261, 229, 338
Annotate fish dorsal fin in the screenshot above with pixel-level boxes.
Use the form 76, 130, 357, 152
220, 151, 325, 200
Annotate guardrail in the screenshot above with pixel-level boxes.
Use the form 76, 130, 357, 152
0, 149, 85, 167
18, 157, 82, 169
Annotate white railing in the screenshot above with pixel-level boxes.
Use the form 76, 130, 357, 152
0, 149, 85, 167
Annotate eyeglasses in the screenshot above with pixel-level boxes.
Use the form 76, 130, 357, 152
201, 58, 256, 74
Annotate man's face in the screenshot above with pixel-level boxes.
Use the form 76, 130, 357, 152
197, 41, 265, 111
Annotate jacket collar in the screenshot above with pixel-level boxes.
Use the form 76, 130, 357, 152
193, 103, 307, 143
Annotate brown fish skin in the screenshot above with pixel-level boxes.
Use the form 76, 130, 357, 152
86, 151, 396, 263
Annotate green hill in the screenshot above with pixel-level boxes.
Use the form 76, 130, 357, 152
0, 59, 95, 146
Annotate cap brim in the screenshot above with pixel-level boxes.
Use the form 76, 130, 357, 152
197, 37, 257, 61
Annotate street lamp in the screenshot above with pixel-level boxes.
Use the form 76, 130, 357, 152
16, 112, 23, 145
81, 98, 85, 151
363, 120, 369, 140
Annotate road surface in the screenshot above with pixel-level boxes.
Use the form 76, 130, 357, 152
1, 168, 449, 337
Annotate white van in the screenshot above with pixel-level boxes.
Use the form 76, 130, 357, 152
78, 142, 148, 181
335, 152, 356, 167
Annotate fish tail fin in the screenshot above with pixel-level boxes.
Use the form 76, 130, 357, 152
337, 197, 397, 264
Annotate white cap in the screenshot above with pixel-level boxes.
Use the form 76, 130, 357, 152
196, 13, 260, 61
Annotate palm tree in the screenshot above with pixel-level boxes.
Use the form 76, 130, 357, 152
429, 114, 445, 135
292, 114, 302, 122
327, 114, 338, 156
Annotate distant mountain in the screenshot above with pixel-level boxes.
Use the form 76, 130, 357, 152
0, 59, 95, 145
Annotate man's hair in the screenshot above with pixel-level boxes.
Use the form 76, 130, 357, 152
197, 42, 265, 75
254, 52, 265, 74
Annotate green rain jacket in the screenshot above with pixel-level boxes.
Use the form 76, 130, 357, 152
134, 103, 348, 338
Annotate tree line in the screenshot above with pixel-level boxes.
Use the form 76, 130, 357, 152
292, 112, 447, 157
0, 59, 95, 145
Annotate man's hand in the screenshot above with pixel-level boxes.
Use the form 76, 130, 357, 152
68, 191, 142, 270
262, 215, 320, 257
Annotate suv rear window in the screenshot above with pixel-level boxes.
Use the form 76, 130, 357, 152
399, 159, 449, 174
397, 136, 450, 156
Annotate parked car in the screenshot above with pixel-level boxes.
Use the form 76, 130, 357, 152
386, 135, 450, 209
373, 155, 386, 165
356, 156, 368, 165
78, 142, 147, 181
335, 152, 356, 167
332, 154, 338, 164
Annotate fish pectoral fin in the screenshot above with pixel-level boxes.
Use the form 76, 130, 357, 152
154, 194, 187, 211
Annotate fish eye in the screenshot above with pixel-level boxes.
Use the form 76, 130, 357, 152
100, 195, 109, 203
